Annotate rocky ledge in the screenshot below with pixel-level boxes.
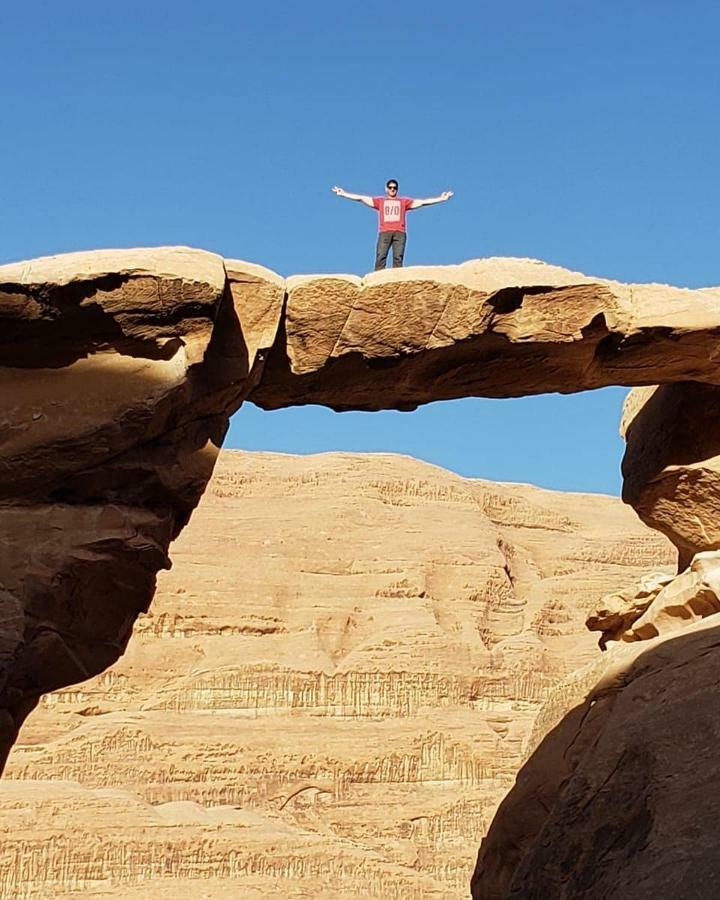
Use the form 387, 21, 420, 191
252, 257, 720, 409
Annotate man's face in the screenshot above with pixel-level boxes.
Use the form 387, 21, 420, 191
386, 183, 398, 197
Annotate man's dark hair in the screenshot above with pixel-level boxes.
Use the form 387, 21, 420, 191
386, 179, 398, 189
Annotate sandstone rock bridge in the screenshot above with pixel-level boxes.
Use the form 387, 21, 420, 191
2, 247, 719, 898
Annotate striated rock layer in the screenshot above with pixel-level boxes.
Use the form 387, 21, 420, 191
2, 451, 673, 898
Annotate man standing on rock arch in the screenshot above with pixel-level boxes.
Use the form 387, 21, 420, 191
332, 180, 454, 270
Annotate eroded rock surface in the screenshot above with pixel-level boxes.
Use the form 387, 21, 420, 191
1, 451, 673, 898
3, 247, 720, 895
0, 248, 284, 765
622, 382, 720, 566
471, 614, 720, 900
586, 570, 673, 647
252, 259, 720, 411
588, 551, 720, 645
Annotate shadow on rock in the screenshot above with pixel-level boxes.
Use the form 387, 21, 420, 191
472, 618, 720, 899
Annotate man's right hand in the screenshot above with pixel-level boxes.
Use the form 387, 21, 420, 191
332, 187, 374, 207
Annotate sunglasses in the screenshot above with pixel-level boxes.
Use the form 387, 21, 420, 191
387, 185, 398, 191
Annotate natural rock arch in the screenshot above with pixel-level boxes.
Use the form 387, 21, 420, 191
2, 247, 719, 891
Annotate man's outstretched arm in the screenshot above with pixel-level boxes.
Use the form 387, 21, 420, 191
410, 190, 454, 209
332, 186, 375, 208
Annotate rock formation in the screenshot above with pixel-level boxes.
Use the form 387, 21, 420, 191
586, 570, 673, 647
588, 551, 720, 645
471, 611, 720, 900
472, 553, 720, 897
0, 248, 283, 766
468, 374, 720, 899
3, 246, 720, 895
1, 451, 673, 898
251, 260, 720, 411
622, 382, 720, 568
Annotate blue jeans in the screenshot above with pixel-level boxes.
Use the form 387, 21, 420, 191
375, 231, 407, 269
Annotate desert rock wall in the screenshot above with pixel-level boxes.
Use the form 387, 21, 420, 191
1, 451, 673, 898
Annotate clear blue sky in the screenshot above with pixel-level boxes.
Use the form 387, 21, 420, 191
3, 1, 718, 494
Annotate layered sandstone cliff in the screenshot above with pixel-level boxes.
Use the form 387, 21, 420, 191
2, 451, 673, 898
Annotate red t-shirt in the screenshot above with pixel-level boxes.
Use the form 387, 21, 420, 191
373, 196, 414, 232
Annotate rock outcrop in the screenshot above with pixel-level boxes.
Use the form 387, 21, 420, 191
622, 382, 720, 567
471, 613, 720, 900
251, 260, 720, 411
4, 246, 720, 895
588, 551, 720, 645
1, 451, 673, 899
586, 570, 673, 647
0, 249, 283, 766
